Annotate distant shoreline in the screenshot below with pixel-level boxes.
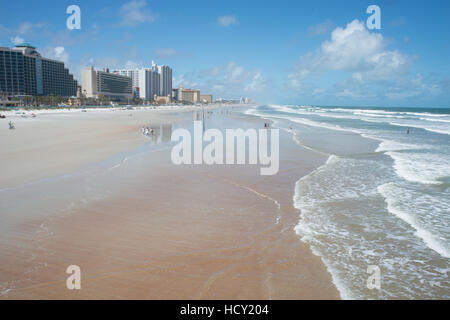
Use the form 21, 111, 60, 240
0, 103, 256, 117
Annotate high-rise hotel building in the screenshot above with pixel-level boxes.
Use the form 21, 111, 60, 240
82, 67, 132, 101
114, 61, 172, 101
137, 68, 160, 100
155, 63, 172, 97
114, 67, 160, 100
0, 43, 77, 97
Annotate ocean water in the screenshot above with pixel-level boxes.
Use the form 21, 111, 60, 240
245, 105, 450, 299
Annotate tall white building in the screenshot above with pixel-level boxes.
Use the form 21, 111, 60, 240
138, 68, 160, 100
156, 64, 172, 96
114, 69, 140, 88
112, 62, 172, 101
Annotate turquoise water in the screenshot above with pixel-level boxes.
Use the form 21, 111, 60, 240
246, 105, 450, 299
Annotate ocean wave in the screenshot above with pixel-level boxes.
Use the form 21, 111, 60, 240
375, 140, 431, 153
292, 155, 355, 300
420, 117, 450, 123
385, 151, 450, 185
389, 122, 450, 136
378, 183, 450, 259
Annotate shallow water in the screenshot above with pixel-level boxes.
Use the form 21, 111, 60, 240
245, 105, 450, 299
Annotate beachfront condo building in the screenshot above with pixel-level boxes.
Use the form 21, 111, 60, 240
137, 68, 160, 101
115, 68, 157, 100
82, 66, 132, 101
0, 43, 78, 97
113, 69, 140, 88
200, 94, 213, 104
156, 64, 172, 97
114, 62, 172, 102
176, 85, 200, 104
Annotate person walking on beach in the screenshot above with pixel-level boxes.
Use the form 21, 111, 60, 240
407, 128, 410, 134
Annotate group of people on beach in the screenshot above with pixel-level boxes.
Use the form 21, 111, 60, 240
141, 126, 154, 136
264, 122, 270, 128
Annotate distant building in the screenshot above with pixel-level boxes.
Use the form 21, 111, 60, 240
76, 86, 82, 98
155, 63, 172, 96
133, 87, 140, 99
114, 69, 140, 88
154, 94, 172, 104
82, 66, 132, 101
200, 94, 213, 104
178, 85, 200, 104
172, 88, 179, 100
138, 68, 160, 101
114, 62, 171, 102
0, 43, 77, 97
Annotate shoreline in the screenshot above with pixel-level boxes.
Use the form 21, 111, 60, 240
0, 103, 250, 189
0, 106, 340, 299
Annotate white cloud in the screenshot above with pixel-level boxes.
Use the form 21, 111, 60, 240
195, 61, 270, 100
173, 74, 198, 89
225, 62, 244, 81
217, 15, 238, 27
289, 19, 412, 88
119, 0, 156, 26
10, 36, 24, 45
16, 21, 48, 35
245, 71, 267, 92
42, 46, 70, 65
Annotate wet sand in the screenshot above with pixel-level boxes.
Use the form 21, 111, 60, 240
0, 107, 340, 299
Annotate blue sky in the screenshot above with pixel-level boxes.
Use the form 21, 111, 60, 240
0, 0, 449, 107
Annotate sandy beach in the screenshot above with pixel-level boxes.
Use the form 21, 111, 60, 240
0, 104, 339, 299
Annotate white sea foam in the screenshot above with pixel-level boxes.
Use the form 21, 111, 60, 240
375, 140, 431, 153
390, 122, 450, 136
420, 118, 450, 123
378, 183, 450, 259
292, 155, 355, 300
248, 104, 450, 299
386, 151, 450, 185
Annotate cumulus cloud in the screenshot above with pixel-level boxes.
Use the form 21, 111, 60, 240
217, 15, 238, 27
282, 19, 450, 104
119, 0, 156, 26
289, 19, 412, 88
42, 46, 70, 65
10, 36, 24, 45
